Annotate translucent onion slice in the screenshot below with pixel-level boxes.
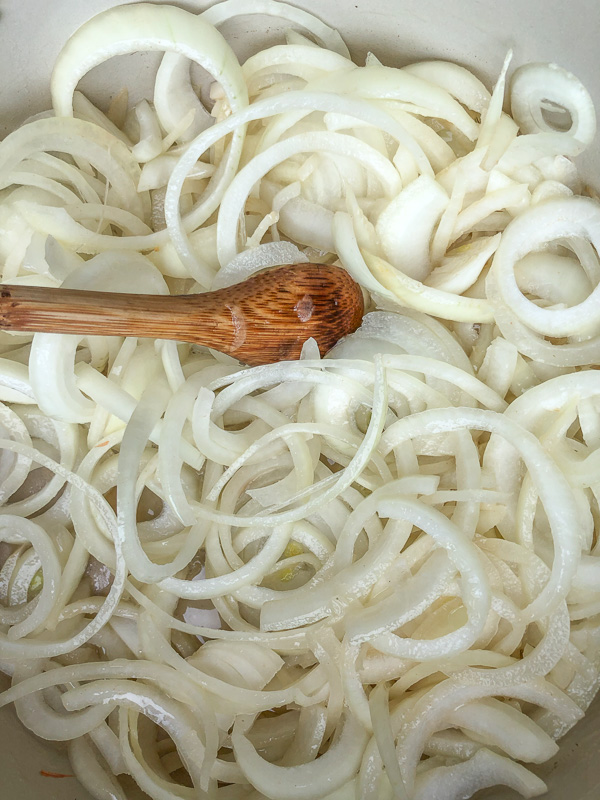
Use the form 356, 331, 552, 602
413, 748, 547, 800
381, 407, 581, 621
403, 61, 491, 114
363, 250, 494, 322
511, 62, 596, 146
490, 196, 600, 337
232, 712, 369, 800
375, 176, 448, 281
51, 3, 247, 118
217, 130, 402, 267
0, 117, 147, 220
202, 0, 351, 58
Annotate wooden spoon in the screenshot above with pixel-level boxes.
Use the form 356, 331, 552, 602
0, 264, 364, 366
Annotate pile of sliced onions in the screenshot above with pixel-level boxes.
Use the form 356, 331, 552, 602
0, 2, 600, 799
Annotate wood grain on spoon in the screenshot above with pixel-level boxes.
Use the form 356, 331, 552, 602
0, 264, 364, 366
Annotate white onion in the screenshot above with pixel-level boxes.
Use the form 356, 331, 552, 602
375, 176, 448, 281
232, 712, 369, 800
489, 196, 600, 337
511, 62, 596, 146
1, 4, 600, 800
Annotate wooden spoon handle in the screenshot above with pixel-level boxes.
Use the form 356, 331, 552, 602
0, 283, 193, 339
0, 264, 364, 366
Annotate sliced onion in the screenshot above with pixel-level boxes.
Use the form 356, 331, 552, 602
489, 196, 600, 337
511, 62, 596, 146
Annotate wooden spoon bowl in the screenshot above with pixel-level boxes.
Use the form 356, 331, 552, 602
0, 264, 364, 366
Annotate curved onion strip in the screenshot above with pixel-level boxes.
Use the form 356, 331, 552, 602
0, 117, 146, 219
381, 407, 581, 621
490, 196, 600, 337
511, 62, 596, 146
164, 89, 432, 274
51, 2, 248, 281
0, 438, 125, 660
202, 0, 350, 57
231, 712, 369, 800
51, 4, 247, 118
364, 250, 494, 322
403, 61, 491, 114
217, 131, 402, 267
